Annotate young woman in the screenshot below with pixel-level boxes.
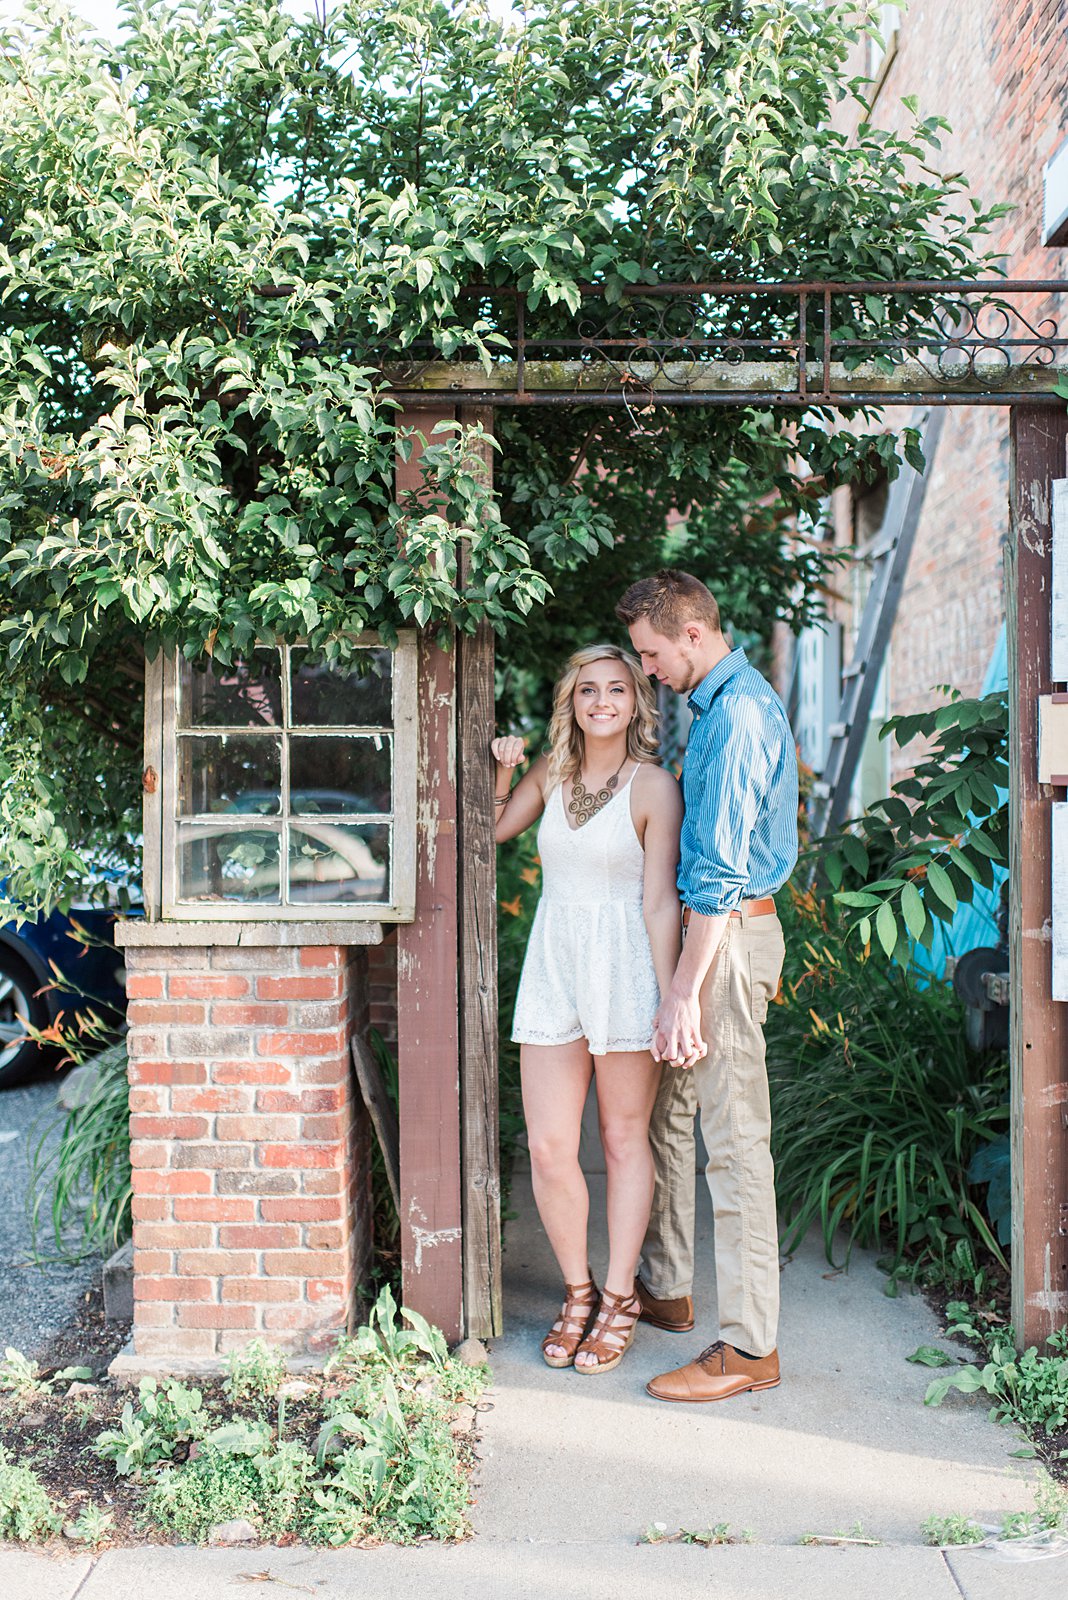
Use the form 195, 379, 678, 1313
492, 644, 682, 1373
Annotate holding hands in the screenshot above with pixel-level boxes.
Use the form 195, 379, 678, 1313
651, 992, 707, 1070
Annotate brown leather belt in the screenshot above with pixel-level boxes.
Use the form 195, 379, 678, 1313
682, 897, 776, 927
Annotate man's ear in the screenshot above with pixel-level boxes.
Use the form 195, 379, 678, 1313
684, 623, 703, 647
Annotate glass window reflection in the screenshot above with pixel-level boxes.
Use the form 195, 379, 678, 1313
291, 649, 392, 727
289, 736, 391, 815
181, 651, 283, 728
288, 823, 390, 904
178, 735, 281, 815
177, 826, 282, 903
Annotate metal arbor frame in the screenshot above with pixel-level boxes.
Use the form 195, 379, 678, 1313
386, 279, 1068, 1353
384, 279, 1068, 407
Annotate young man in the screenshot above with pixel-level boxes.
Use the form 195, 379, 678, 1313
616, 569, 799, 1402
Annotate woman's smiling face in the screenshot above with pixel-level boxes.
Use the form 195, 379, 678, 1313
572, 657, 636, 743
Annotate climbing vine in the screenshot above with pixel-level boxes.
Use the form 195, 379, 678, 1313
0, 0, 1005, 913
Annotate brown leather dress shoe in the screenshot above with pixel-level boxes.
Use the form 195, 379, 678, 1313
646, 1340, 780, 1402
634, 1277, 695, 1333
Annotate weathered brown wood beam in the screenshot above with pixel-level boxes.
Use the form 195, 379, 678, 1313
1007, 405, 1068, 1351
395, 404, 464, 1342
456, 405, 503, 1341
382, 358, 1067, 403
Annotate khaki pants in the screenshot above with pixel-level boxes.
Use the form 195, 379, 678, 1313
640, 906, 785, 1358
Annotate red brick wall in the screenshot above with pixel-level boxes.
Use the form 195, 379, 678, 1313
125, 944, 372, 1360
831, 0, 1068, 775
366, 934, 397, 1051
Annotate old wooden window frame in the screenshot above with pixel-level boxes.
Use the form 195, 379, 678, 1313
143, 634, 418, 922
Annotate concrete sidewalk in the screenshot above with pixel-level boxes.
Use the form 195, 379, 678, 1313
468, 1164, 1065, 1597
2, 1164, 1066, 1599
5, 1539, 1068, 1600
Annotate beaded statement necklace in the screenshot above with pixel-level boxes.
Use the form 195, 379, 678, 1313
568, 755, 628, 826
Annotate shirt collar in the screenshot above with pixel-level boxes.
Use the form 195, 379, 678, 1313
687, 647, 747, 715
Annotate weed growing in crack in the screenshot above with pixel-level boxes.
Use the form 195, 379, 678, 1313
922, 1513, 985, 1546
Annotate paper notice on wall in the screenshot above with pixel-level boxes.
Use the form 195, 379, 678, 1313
1053, 479, 1068, 684
1055, 803, 1068, 1002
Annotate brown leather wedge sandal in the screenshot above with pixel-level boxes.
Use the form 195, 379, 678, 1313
573, 1287, 641, 1375
541, 1277, 599, 1369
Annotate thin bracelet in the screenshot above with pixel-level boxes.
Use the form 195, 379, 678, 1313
494, 793, 511, 807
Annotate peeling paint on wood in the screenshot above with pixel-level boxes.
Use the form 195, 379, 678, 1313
456, 407, 503, 1340
406, 1200, 464, 1273
394, 406, 464, 1342
1008, 407, 1068, 1352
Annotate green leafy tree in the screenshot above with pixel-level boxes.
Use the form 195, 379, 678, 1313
0, 0, 1005, 914
818, 689, 1008, 964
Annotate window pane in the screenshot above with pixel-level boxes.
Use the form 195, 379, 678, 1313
288, 822, 389, 904
289, 735, 391, 815
179, 735, 281, 815
177, 826, 281, 904
291, 649, 392, 727
181, 650, 283, 728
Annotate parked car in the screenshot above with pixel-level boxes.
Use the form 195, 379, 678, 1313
0, 904, 129, 1089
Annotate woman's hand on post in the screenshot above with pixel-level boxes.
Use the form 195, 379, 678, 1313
491, 735, 526, 769
491, 735, 541, 839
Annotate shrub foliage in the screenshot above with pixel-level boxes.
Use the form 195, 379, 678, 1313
767, 887, 1009, 1277
0, 0, 1004, 915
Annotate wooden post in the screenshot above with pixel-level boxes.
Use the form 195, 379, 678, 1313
395, 405, 464, 1341
1007, 405, 1068, 1349
457, 406, 503, 1339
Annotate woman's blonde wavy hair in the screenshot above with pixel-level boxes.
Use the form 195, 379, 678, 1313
545, 644, 660, 792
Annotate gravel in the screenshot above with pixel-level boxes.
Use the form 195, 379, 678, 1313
0, 1076, 105, 1359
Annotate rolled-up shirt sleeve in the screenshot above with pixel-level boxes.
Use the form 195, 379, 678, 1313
680, 696, 773, 916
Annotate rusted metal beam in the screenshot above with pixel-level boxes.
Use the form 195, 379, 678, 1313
1007, 405, 1068, 1351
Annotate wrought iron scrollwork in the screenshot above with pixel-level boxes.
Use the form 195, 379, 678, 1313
379, 280, 1068, 406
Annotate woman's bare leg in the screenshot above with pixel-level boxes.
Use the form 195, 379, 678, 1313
588, 1049, 660, 1294
573, 1049, 659, 1370
522, 1038, 595, 1357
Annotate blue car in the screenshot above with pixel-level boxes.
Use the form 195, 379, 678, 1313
0, 905, 129, 1089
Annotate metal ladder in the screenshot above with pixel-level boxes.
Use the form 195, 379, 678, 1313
809, 408, 945, 838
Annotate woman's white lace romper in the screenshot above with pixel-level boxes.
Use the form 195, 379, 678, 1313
511, 768, 661, 1055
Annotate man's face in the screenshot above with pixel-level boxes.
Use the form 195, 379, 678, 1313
627, 617, 702, 695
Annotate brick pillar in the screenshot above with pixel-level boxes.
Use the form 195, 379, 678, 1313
366, 935, 398, 1051
121, 941, 372, 1363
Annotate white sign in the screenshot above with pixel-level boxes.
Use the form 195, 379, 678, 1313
1044, 138, 1068, 247
1054, 803, 1068, 1002
1053, 480, 1068, 684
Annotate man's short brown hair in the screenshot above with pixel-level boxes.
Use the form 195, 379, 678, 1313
615, 570, 721, 638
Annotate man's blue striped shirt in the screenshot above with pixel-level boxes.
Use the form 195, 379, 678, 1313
678, 648, 799, 916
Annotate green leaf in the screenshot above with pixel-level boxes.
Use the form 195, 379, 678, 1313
906, 1345, 954, 1367
875, 899, 898, 958
900, 881, 926, 941
925, 861, 958, 916
948, 845, 980, 881
841, 834, 869, 877
924, 1375, 957, 1406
